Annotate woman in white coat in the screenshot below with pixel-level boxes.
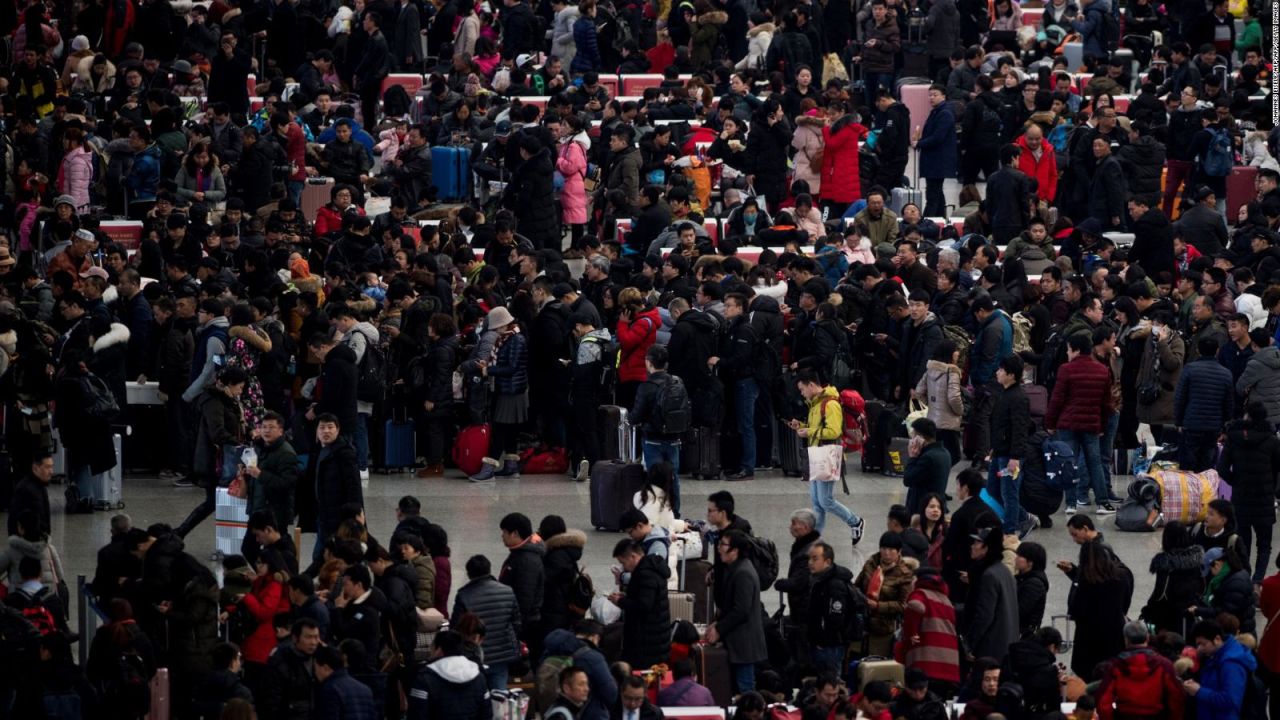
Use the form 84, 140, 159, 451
734, 14, 773, 71
550, 0, 580, 67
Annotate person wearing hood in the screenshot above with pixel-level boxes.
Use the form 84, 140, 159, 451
962, 527, 1019, 664
897, 564, 960, 696
856, 532, 919, 657
550, 0, 580, 66
507, 133, 560, 250
175, 366, 248, 538
1186, 618, 1258, 719
557, 115, 591, 253
736, 14, 774, 70
611, 538, 673, 667
1237, 334, 1280, 424
407, 630, 491, 720
540, 516, 588, 633
803, 540, 858, 673
688, 1, 728, 66
1140, 521, 1205, 634
499, 512, 547, 659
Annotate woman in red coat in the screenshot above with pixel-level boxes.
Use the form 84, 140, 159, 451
615, 286, 662, 409
313, 183, 365, 237
235, 548, 292, 681
820, 100, 870, 218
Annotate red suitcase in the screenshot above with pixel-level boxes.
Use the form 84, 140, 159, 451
452, 423, 491, 476
1226, 165, 1259, 224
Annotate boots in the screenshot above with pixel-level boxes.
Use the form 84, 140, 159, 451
415, 462, 444, 479
495, 454, 521, 477
468, 457, 501, 483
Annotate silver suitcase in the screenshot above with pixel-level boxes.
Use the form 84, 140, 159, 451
89, 433, 124, 510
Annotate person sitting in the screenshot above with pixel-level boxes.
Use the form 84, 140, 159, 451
656, 659, 716, 707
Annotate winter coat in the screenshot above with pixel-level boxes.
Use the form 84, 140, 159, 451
452, 574, 521, 664
59, 145, 93, 211
1046, 355, 1113, 433
898, 574, 961, 683
1174, 357, 1234, 431
175, 164, 227, 205
901, 313, 945, 392
763, 28, 813, 83
1239, 348, 1280, 431
960, 92, 1005, 151
970, 310, 1013, 386
570, 16, 602, 73
862, 16, 900, 73
298, 437, 361, 533
1072, 3, 1110, 60
987, 165, 1033, 232
1001, 638, 1061, 713
856, 555, 919, 654
735, 23, 773, 70
7, 476, 49, 539
510, 148, 560, 248
1128, 208, 1175, 279
1069, 568, 1129, 679
378, 562, 423, 658
543, 630, 616, 720
551, 6, 580, 65
314, 343, 359, 435
963, 560, 1019, 662
407, 655, 490, 720
193, 388, 244, 476
926, 0, 961, 57
316, 669, 379, 720
239, 575, 289, 664
744, 119, 792, 200
407, 555, 437, 610
620, 553, 673, 667
500, 539, 546, 625
791, 116, 825, 194
775, 530, 821, 619
1194, 635, 1257, 720
124, 144, 162, 202
916, 101, 958, 179
821, 117, 870, 203
557, 135, 590, 224
0, 536, 62, 589
1142, 546, 1204, 633
803, 564, 858, 652
617, 307, 661, 383
1219, 418, 1280, 525
1016, 569, 1048, 636
542, 530, 586, 632
1015, 135, 1058, 203
1136, 331, 1185, 425
1198, 568, 1258, 634
717, 557, 767, 664
1117, 135, 1167, 199
261, 642, 319, 720
249, 437, 297, 531
990, 381, 1031, 461
690, 11, 728, 66
1096, 647, 1186, 720
489, 330, 528, 396
1089, 155, 1128, 226
904, 443, 953, 516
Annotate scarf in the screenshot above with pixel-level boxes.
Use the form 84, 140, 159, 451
1204, 563, 1231, 604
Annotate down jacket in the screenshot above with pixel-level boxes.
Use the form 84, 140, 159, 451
1136, 331, 1185, 425
508, 148, 559, 249
1219, 417, 1280, 525
557, 134, 590, 224
1141, 545, 1204, 634
1173, 357, 1234, 431
451, 574, 522, 664
915, 360, 965, 431
542, 529, 586, 632
619, 552, 673, 667
1045, 355, 1113, 433
821, 116, 870, 204
59, 145, 94, 211
791, 115, 825, 193
407, 655, 490, 720
617, 307, 661, 383
735, 23, 773, 70
1236, 346, 1280, 421
500, 539, 546, 625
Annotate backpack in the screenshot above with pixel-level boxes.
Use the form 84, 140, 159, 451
18, 602, 56, 637
582, 335, 620, 399
838, 389, 867, 452
653, 374, 691, 435
353, 329, 387, 404
1242, 664, 1269, 720
747, 535, 780, 588
1100, 9, 1120, 49
1041, 436, 1079, 491
942, 324, 972, 376
978, 102, 1004, 140
1204, 127, 1234, 177
79, 372, 120, 420
1037, 326, 1069, 390
1010, 312, 1033, 356
534, 646, 591, 712
566, 566, 594, 618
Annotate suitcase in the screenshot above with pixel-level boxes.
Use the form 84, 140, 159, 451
855, 657, 904, 691
669, 592, 695, 623
89, 433, 124, 510
147, 667, 171, 720
1226, 165, 1259, 223
889, 185, 923, 214
452, 423, 491, 476
1024, 383, 1048, 427
697, 643, 734, 705
301, 177, 334, 219
599, 406, 638, 462
589, 460, 647, 531
384, 419, 416, 469
431, 146, 472, 202
861, 400, 888, 473
215, 486, 249, 556
778, 425, 807, 478
681, 426, 721, 479
680, 558, 714, 623
883, 436, 910, 477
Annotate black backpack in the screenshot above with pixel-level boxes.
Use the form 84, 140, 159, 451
1036, 326, 1069, 390
653, 374, 691, 435
747, 535, 780, 588
354, 329, 387, 404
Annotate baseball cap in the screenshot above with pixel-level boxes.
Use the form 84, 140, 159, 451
79, 266, 109, 280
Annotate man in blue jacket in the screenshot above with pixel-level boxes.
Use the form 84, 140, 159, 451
968, 297, 1013, 467
1184, 619, 1258, 720
1174, 337, 1235, 471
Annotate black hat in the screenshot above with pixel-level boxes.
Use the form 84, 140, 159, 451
878, 531, 904, 550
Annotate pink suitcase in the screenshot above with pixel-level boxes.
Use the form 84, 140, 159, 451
1226, 166, 1259, 223
900, 83, 932, 138
146, 668, 170, 720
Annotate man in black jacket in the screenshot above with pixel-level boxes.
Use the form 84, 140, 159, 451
667, 297, 721, 427
261, 618, 322, 720
304, 415, 362, 563
804, 541, 857, 673
1127, 194, 1176, 279
1089, 136, 1129, 231
942, 469, 999, 602
773, 509, 821, 660
501, 0, 539, 56
986, 144, 1033, 244
530, 278, 574, 449
353, 12, 391, 137
959, 75, 1004, 184
708, 292, 761, 479
989, 356, 1031, 537
330, 565, 383, 662
499, 512, 547, 660
631, 346, 691, 515
307, 334, 359, 441
611, 539, 673, 667
8, 453, 52, 538
407, 630, 491, 720
874, 90, 912, 192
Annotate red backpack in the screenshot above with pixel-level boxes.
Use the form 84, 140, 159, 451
839, 389, 867, 452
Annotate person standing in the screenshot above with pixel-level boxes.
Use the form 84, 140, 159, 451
897, 565, 961, 699
299, 414, 362, 562
962, 527, 1019, 664
631, 345, 691, 516
1218, 402, 1280, 585
313, 646, 379, 718
804, 540, 856, 673
1045, 334, 1115, 514
499, 512, 546, 662
175, 366, 248, 538
904, 419, 952, 519
912, 85, 958, 218
353, 12, 391, 135
986, 145, 1033, 244
1184, 619, 1257, 719
790, 370, 865, 545
8, 453, 52, 538
610, 539, 672, 668
451, 555, 521, 692
704, 530, 766, 693
1090, 137, 1130, 231
1174, 337, 1236, 472
989, 356, 1031, 535
708, 293, 761, 480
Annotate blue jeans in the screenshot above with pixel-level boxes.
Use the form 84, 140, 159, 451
735, 379, 759, 474
812, 645, 845, 675
642, 440, 682, 517
1058, 430, 1106, 507
809, 478, 861, 535
354, 412, 370, 471
989, 455, 1022, 534
732, 662, 756, 693
69, 462, 93, 502
484, 662, 509, 692
313, 518, 336, 563
287, 180, 303, 207
1099, 413, 1119, 497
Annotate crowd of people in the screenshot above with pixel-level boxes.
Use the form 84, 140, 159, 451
0, 0, 1275, 716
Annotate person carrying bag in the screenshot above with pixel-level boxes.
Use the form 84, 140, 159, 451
789, 369, 866, 548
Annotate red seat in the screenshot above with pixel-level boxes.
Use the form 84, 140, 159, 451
621, 74, 664, 96
599, 75, 619, 98
383, 73, 424, 97
100, 221, 144, 250
1021, 7, 1043, 26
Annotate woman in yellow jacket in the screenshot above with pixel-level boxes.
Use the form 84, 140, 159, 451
789, 369, 866, 547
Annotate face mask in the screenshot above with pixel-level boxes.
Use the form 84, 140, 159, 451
743, 212, 757, 224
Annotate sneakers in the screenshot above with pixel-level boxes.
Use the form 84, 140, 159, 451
575, 459, 590, 483
359, 468, 370, 488
850, 516, 865, 546
172, 476, 196, 488
1017, 516, 1037, 540
726, 471, 754, 481
159, 469, 184, 482
1095, 502, 1117, 516
468, 457, 500, 483
1062, 502, 1078, 515
415, 463, 444, 479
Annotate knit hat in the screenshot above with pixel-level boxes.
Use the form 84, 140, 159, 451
71, 35, 90, 52
486, 306, 515, 330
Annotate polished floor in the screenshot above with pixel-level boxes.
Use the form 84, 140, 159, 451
41, 461, 1172, 651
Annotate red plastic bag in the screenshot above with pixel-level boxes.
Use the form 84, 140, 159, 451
520, 445, 569, 475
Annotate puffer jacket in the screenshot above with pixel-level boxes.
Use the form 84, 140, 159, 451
1219, 417, 1280, 525
239, 576, 289, 663
1237, 345, 1280, 421
861, 16, 900, 73
855, 554, 919, 645
791, 115, 824, 193
1046, 355, 1113, 433
916, 360, 965, 431
1142, 546, 1204, 633
249, 437, 297, 531
1096, 647, 1185, 719
450, 575, 521, 664
543, 630, 616, 720
569, 15, 601, 73
489, 332, 528, 395
551, 6, 579, 64
690, 11, 728, 66
509, 148, 559, 249
617, 307, 661, 383
407, 655, 490, 720
1174, 357, 1234, 431
970, 310, 1013, 386
1199, 569, 1257, 635
500, 539, 546, 625
409, 555, 437, 609
821, 115, 870, 204
804, 385, 844, 445
1117, 135, 1167, 198
735, 23, 773, 70
0, 536, 62, 589
1195, 635, 1257, 720
542, 529, 586, 632
619, 553, 673, 667
1137, 331, 1185, 425
59, 145, 94, 211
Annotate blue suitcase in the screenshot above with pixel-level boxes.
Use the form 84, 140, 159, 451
384, 419, 416, 469
431, 146, 471, 201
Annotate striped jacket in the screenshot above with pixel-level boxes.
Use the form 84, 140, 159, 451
896, 575, 961, 684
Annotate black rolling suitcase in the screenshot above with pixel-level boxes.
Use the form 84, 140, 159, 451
861, 400, 888, 472
589, 460, 648, 531
681, 426, 721, 479
779, 424, 808, 477
599, 405, 638, 462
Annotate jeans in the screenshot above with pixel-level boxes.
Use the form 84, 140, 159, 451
924, 177, 946, 217
313, 518, 336, 563
1098, 414, 1119, 498
731, 662, 756, 693
989, 455, 1022, 534
642, 440, 682, 517
735, 379, 760, 474
1238, 519, 1273, 583
287, 180, 303, 208
812, 645, 845, 675
1163, 159, 1192, 216
1179, 429, 1219, 472
809, 477, 861, 534
354, 412, 369, 470
1058, 430, 1106, 508
484, 662, 509, 692
69, 462, 93, 502
938, 429, 962, 467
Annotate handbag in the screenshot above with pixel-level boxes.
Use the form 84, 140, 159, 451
582, 163, 602, 193
905, 398, 929, 434
1138, 341, 1162, 406
414, 607, 447, 663
806, 443, 844, 482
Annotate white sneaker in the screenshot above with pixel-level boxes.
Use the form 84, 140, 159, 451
576, 460, 590, 482
359, 468, 370, 489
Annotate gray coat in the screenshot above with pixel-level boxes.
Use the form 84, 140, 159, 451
451, 575, 522, 665
925, 0, 960, 60
1237, 346, 1280, 422
1135, 331, 1185, 425
716, 558, 767, 665
914, 360, 965, 431
604, 145, 641, 207
551, 6, 580, 66
964, 561, 1019, 662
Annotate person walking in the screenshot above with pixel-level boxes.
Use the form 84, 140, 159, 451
790, 370, 865, 546
631, 345, 691, 516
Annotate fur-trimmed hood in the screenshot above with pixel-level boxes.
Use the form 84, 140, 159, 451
698, 10, 728, 25
92, 322, 130, 352
748, 22, 775, 36
292, 276, 324, 294
545, 528, 587, 550
795, 114, 826, 128
348, 294, 378, 316
1150, 545, 1204, 574
229, 324, 273, 353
